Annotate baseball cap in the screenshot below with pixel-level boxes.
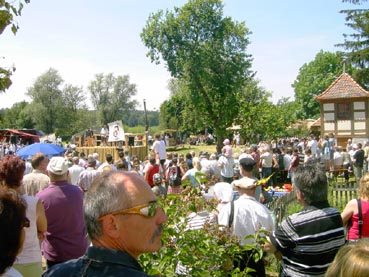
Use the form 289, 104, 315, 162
47, 157, 69, 175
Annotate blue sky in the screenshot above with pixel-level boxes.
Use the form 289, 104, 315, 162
0, 0, 362, 111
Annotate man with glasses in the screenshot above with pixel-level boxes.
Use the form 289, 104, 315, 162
43, 171, 168, 276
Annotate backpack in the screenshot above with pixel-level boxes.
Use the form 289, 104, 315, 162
168, 166, 181, 186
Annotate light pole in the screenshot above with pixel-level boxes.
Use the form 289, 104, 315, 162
143, 99, 149, 132
143, 99, 149, 155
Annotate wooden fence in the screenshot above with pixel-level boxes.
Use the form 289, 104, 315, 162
266, 190, 296, 228
265, 179, 358, 228
331, 181, 358, 211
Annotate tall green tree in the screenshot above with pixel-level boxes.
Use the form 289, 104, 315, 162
55, 84, 90, 136
0, 0, 30, 92
88, 73, 138, 125
141, 0, 253, 152
27, 68, 65, 134
337, 1, 369, 87
26, 68, 91, 136
236, 79, 295, 142
292, 51, 349, 119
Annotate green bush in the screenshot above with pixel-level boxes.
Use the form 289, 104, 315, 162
139, 188, 269, 276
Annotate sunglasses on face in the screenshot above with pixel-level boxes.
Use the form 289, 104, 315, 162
98, 201, 158, 221
23, 217, 30, 228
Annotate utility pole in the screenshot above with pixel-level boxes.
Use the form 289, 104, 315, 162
143, 99, 149, 155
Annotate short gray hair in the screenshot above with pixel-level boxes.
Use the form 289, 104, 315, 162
292, 165, 328, 205
84, 171, 132, 240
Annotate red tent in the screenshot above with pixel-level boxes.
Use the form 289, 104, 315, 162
0, 129, 40, 144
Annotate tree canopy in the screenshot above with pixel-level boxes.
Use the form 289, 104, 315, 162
25, 68, 96, 136
141, 0, 254, 151
88, 73, 138, 125
292, 51, 350, 120
0, 0, 30, 92
338, 0, 369, 88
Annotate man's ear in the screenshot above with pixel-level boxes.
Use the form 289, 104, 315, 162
296, 189, 304, 201
101, 215, 121, 239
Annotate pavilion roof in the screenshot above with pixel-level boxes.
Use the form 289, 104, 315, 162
315, 73, 369, 101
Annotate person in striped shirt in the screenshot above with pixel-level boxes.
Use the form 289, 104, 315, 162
265, 165, 345, 277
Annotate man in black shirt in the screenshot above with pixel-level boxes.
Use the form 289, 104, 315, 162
353, 142, 365, 184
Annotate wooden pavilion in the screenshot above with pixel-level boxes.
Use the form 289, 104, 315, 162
74, 132, 148, 161
315, 73, 369, 147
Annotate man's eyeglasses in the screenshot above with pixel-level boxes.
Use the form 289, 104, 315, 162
23, 217, 30, 228
98, 201, 158, 221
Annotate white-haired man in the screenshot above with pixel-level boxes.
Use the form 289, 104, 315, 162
218, 177, 274, 276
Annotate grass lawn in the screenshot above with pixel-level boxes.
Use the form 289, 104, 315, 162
167, 143, 243, 156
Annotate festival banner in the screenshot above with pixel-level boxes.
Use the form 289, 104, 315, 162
107, 121, 125, 142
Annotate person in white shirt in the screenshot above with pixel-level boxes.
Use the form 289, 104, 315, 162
307, 134, 318, 158
152, 134, 167, 170
68, 157, 84, 185
333, 147, 344, 169
218, 154, 234, 184
283, 149, 292, 172
259, 145, 273, 187
92, 153, 101, 168
97, 154, 117, 172
213, 182, 234, 213
100, 125, 108, 146
218, 177, 274, 275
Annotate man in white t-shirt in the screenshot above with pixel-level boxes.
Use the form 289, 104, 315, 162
307, 134, 318, 158
152, 134, 167, 169
218, 177, 274, 275
68, 157, 84, 185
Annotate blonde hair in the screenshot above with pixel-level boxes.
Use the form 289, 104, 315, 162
192, 157, 201, 171
359, 173, 369, 199
326, 239, 369, 277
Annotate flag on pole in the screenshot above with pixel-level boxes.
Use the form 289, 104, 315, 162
107, 121, 125, 142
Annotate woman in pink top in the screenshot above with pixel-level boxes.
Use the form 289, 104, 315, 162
342, 173, 369, 241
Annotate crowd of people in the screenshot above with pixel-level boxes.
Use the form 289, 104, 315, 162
1, 132, 369, 276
